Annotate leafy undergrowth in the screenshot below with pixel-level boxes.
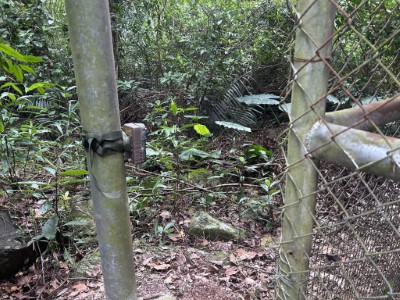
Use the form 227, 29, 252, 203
0, 125, 286, 300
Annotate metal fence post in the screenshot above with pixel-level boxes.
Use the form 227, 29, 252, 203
276, 1, 336, 299
65, 1, 137, 299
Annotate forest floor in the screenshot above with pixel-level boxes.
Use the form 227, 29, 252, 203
0, 126, 286, 300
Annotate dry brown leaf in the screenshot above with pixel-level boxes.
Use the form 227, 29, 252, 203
164, 276, 174, 284
190, 253, 200, 260
236, 248, 257, 261
72, 283, 87, 292
59, 262, 69, 269
200, 239, 209, 246
176, 253, 187, 265
10, 285, 19, 292
152, 263, 171, 271
261, 234, 275, 247
229, 253, 238, 265
168, 230, 185, 241
225, 267, 238, 276
244, 277, 256, 285
159, 210, 171, 218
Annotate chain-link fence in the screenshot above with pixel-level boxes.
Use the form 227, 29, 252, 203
277, 0, 400, 299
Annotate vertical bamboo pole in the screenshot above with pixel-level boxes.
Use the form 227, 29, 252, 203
276, 1, 336, 299
65, 1, 137, 299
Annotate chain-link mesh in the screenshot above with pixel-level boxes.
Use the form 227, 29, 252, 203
277, 0, 400, 299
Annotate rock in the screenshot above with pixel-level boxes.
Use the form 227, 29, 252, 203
71, 250, 101, 278
189, 211, 246, 241
0, 211, 37, 279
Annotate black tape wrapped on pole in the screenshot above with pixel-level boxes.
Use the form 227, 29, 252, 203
65, 1, 137, 300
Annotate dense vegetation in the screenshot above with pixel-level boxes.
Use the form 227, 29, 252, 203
0, 0, 291, 248
0, 0, 398, 298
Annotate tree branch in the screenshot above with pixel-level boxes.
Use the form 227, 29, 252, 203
305, 121, 400, 180
325, 95, 400, 131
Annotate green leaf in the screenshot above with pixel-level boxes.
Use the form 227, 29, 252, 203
0, 43, 42, 63
0, 82, 23, 95
43, 167, 56, 176
170, 100, 178, 115
16, 181, 48, 186
279, 103, 291, 118
179, 148, 220, 161
22, 55, 43, 63
0, 44, 24, 60
182, 107, 198, 111
40, 200, 52, 214
146, 148, 159, 156
327, 94, 340, 104
215, 121, 251, 132
20, 64, 36, 74
64, 219, 89, 226
236, 94, 280, 105
42, 215, 59, 240
1, 92, 16, 101
4, 58, 14, 73
193, 124, 210, 136
25, 82, 55, 93
13, 65, 23, 83
60, 169, 89, 176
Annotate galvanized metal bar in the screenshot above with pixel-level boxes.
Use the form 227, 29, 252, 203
65, 1, 137, 299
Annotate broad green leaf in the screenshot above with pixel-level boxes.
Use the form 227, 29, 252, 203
194, 124, 210, 136
236, 94, 280, 105
179, 148, 210, 160
21, 55, 43, 63
1, 82, 23, 95
327, 94, 340, 104
37, 87, 45, 94
43, 167, 56, 176
26, 82, 45, 93
42, 215, 59, 240
179, 148, 220, 161
146, 148, 159, 156
20, 64, 36, 74
60, 169, 89, 176
40, 200, 52, 214
279, 103, 291, 118
26, 82, 55, 93
1, 92, 16, 101
0, 44, 24, 60
215, 121, 251, 132
13, 65, 23, 83
0, 43, 42, 63
170, 100, 178, 115
4, 58, 14, 73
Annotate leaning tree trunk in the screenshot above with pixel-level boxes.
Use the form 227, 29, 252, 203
276, 0, 336, 299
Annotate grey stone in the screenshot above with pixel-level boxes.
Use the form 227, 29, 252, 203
71, 250, 101, 278
189, 211, 246, 241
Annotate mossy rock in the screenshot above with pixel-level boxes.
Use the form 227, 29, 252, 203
189, 211, 246, 241
71, 250, 101, 278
